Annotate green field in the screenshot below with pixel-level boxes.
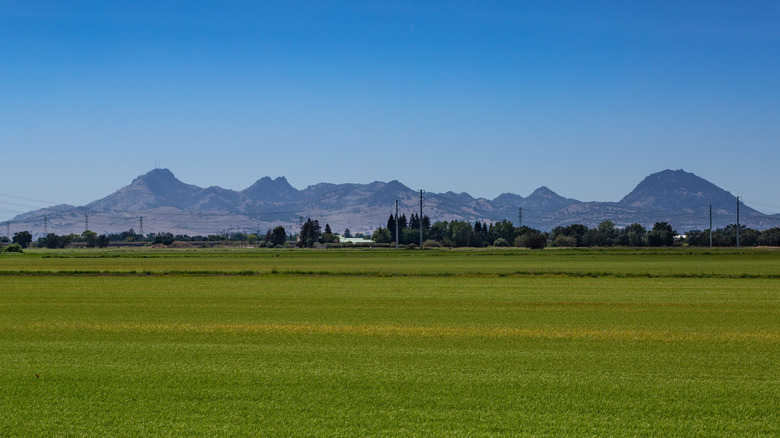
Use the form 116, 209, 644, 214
1, 248, 778, 436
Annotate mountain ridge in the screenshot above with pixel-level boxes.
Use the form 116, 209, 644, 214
8, 169, 779, 236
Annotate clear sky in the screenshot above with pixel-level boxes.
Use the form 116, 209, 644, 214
2, 1, 779, 221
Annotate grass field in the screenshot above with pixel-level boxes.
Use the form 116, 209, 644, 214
1, 248, 778, 436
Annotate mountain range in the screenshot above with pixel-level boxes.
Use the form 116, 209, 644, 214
9, 169, 780, 237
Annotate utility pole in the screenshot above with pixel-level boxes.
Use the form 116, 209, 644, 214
518, 207, 523, 228
44, 216, 48, 235
419, 190, 424, 250
395, 200, 399, 250
85, 213, 89, 232
139, 216, 144, 236
709, 205, 712, 248
6, 222, 9, 238
736, 197, 740, 248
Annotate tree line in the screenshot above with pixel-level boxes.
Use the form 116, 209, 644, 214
371, 215, 547, 249
370, 216, 780, 248
5, 220, 780, 250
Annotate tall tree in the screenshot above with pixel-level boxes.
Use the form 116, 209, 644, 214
12, 231, 32, 248
387, 214, 397, 242
271, 226, 287, 246
398, 214, 408, 230
409, 213, 420, 230
490, 219, 516, 243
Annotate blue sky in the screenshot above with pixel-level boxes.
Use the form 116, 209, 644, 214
2, 1, 779, 220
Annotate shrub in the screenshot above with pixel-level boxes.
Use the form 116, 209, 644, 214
2, 243, 23, 254
493, 238, 510, 247
422, 239, 442, 248
553, 235, 577, 247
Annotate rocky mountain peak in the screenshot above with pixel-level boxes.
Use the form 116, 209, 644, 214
619, 169, 744, 214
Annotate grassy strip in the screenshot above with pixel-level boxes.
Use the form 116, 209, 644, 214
6, 321, 778, 343
2, 268, 780, 279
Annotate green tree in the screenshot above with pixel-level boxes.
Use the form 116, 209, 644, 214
321, 223, 338, 244
41, 233, 71, 249
421, 215, 431, 233
550, 224, 588, 247
758, 228, 780, 246
82, 230, 98, 248
343, 228, 352, 238
96, 235, 110, 248
247, 234, 259, 247
401, 228, 419, 245
153, 232, 175, 245
740, 227, 761, 247
386, 215, 397, 242
371, 227, 391, 244
299, 219, 324, 247
271, 226, 287, 246
409, 213, 420, 230
428, 221, 448, 242
522, 230, 547, 249
490, 219, 516, 244
647, 222, 676, 246
398, 214, 407, 230
12, 231, 33, 248
618, 223, 646, 247
594, 220, 617, 246
449, 221, 474, 247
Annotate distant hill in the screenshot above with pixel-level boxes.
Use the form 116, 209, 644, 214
618, 169, 754, 216
8, 169, 779, 237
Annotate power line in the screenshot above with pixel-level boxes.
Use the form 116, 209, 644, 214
0, 192, 59, 205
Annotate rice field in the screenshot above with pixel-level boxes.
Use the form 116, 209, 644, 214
1, 248, 778, 436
